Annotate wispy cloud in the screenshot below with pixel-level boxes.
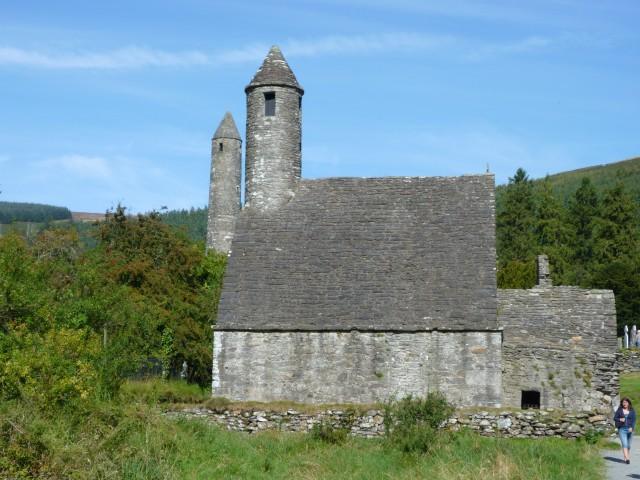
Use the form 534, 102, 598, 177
0, 32, 552, 69
38, 154, 113, 180
0, 46, 209, 69
465, 36, 552, 61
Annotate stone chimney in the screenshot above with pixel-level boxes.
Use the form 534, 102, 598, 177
537, 255, 552, 287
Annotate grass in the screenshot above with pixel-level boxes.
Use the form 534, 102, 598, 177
620, 371, 640, 407
1, 379, 608, 479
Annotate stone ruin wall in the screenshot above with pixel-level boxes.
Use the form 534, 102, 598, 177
213, 330, 502, 407
169, 407, 612, 439
498, 286, 619, 411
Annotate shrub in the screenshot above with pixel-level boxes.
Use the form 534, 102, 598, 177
310, 420, 349, 444
581, 428, 605, 445
384, 392, 454, 453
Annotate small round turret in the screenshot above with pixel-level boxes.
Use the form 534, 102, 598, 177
207, 112, 242, 253
244, 46, 303, 211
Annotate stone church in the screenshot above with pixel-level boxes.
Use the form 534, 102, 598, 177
207, 46, 619, 411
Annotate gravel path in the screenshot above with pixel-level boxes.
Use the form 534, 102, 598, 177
604, 439, 640, 479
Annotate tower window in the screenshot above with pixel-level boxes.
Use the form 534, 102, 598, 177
219, 142, 223, 152
521, 390, 540, 409
264, 92, 276, 116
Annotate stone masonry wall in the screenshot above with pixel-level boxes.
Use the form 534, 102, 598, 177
245, 85, 302, 211
212, 330, 502, 406
168, 407, 612, 439
498, 286, 618, 411
619, 350, 640, 372
207, 134, 242, 253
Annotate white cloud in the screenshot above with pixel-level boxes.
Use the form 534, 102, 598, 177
38, 154, 113, 180
0, 32, 552, 69
465, 36, 552, 61
0, 46, 209, 69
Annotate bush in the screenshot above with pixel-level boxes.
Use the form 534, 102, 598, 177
384, 392, 454, 453
581, 428, 605, 445
310, 420, 349, 444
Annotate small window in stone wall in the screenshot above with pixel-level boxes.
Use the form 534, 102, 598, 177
264, 92, 276, 116
521, 390, 541, 409
219, 142, 223, 152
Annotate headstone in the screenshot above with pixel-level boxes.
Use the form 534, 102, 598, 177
625, 325, 629, 349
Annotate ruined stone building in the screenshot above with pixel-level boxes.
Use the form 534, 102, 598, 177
207, 46, 619, 411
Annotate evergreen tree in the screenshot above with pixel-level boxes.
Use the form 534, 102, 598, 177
590, 179, 640, 332
534, 177, 571, 284
496, 168, 537, 288
593, 178, 638, 265
566, 177, 599, 285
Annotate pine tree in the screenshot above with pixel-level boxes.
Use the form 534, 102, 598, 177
593, 178, 638, 265
566, 177, 599, 285
496, 168, 537, 288
591, 178, 640, 332
534, 177, 571, 284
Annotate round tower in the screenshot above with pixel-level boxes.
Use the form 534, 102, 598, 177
245, 46, 304, 211
207, 111, 242, 253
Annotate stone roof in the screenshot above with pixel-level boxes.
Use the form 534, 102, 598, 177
217, 175, 498, 331
245, 46, 303, 94
213, 112, 241, 140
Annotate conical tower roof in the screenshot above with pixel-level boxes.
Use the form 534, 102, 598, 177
213, 112, 241, 140
245, 46, 303, 94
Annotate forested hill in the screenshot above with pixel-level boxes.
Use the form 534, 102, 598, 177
544, 156, 640, 202
497, 156, 640, 208
0, 201, 72, 223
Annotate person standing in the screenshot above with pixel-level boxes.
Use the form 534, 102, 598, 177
614, 397, 636, 464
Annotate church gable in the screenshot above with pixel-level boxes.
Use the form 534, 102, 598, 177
217, 175, 498, 332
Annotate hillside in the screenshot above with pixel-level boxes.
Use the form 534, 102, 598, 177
543, 156, 640, 203
0, 201, 72, 223
497, 156, 640, 208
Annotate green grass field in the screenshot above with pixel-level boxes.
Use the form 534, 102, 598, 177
620, 370, 640, 407
1, 379, 609, 479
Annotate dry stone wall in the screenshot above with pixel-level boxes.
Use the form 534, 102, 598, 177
213, 330, 502, 406
168, 407, 612, 439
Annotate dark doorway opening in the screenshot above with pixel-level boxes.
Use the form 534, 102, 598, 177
521, 390, 541, 409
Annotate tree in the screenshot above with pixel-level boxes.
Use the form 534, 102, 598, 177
534, 177, 571, 284
496, 168, 537, 288
566, 177, 600, 285
593, 178, 638, 265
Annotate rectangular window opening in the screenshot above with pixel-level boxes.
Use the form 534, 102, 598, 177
264, 92, 276, 116
521, 390, 540, 409
219, 142, 223, 152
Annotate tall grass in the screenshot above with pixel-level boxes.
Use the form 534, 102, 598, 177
0, 379, 606, 479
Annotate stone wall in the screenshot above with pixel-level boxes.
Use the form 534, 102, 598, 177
207, 113, 242, 253
213, 330, 502, 406
245, 85, 302, 211
619, 350, 640, 373
498, 286, 618, 411
168, 407, 612, 439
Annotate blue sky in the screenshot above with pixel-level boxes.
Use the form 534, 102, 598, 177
1, 0, 638, 213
